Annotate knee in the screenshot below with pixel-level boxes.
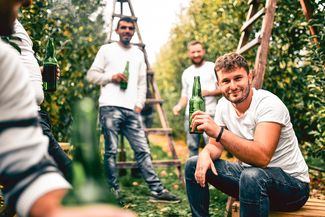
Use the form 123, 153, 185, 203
185, 156, 198, 179
240, 167, 266, 187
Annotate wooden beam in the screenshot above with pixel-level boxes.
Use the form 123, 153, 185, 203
299, 0, 320, 46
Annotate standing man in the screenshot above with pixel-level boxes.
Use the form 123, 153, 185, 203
87, 16, 180, 203
185, 53, 310, 217
173, 40, 221, 157
13, 19, 72, 180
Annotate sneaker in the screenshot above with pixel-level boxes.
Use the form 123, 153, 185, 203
149, 189, 181, 203
111, 188, 126, 206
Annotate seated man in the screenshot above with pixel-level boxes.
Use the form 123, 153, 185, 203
185, 52, 310, 217
0, 1, 135, 217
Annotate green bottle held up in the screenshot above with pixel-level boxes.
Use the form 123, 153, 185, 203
62, 97, 116, 205
189, 76, 205, 134
120, 61, 129, 90
43, 38, 58, 92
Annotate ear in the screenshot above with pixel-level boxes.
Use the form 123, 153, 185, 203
248, 70, 254, 85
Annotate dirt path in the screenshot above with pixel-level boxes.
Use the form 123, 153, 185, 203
148, 135, 189, 163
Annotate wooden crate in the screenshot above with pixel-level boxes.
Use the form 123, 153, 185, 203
232, 198, 325, 217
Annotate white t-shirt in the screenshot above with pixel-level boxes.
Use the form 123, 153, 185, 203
13, 20, 44, 106
214, 88, 310, 183
0, 40, 70, 217
87, 42, 147, 110
181, 61, 219, 116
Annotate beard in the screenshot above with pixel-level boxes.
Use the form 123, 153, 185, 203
191, 57, 204, 66
224, 81, 251, 104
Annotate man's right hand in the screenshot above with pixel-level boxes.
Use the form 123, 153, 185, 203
172, 105, 182, 116
194, 149, 218, 188
111, 73, 127, 84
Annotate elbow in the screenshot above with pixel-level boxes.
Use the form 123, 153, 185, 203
257, 156, 272, 168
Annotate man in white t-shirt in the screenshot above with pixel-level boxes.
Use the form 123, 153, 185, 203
173, 41, 221, 157
87, 16, 180, 203
0, 1, 135, 217
185, 53, 310, 217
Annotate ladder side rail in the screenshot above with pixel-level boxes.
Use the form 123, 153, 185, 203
299, 0, 320, 46
253, 0, 277, 89
106, 0, 117, 43
237, 1, 260, 51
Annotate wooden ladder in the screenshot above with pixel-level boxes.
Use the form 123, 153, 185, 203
106, 0, 183, 182
225, 0, 277, 216
237, 0, 277, 89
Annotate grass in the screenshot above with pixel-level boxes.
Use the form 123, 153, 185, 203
117, 142, 228, 217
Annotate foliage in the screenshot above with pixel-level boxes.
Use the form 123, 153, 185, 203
19, 0, 105, 141
154, 0, 324, 160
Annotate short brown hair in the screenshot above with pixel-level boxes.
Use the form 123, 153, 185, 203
215, 52, 249, 75
187, 40, 204, 49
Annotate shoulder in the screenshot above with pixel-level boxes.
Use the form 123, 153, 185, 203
204, 61, 215, 68
255, 89, 285, 107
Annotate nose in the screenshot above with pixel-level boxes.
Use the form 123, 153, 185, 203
230, 80, 237, 89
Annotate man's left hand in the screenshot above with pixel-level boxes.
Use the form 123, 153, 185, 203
134, 106, 142, 113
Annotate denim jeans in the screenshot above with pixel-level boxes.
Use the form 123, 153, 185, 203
38, 110, 72, 180
185, 116, 209, 157
185, 156, 309, 217
100, 106, 164, 193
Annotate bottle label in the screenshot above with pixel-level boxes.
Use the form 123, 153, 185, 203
43, 64, 57, 92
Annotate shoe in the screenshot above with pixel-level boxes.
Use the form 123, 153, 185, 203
111, 188, 126, 206
149, 189, 181, 203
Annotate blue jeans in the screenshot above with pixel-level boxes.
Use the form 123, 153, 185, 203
38, 110, 72, 180
100, 106, 164, 193
185, 156, 309, 217
185, 116, 209, 157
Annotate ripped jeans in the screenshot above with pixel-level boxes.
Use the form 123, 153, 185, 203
99, 106, 164, 193
185, 157, 309, 217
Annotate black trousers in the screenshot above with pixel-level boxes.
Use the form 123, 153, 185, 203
38, 110, 72, 181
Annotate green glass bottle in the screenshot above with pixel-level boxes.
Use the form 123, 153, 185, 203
62, 97, 116, 205
120, 61, 129, 90
189, 76, 205, 134
43, 38, 58, 92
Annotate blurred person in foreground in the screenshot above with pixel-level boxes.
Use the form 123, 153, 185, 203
0, 1, 136, 217
185, 52, 309, 217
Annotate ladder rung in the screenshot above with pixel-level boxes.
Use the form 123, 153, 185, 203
240, 8, 265, 32
144, 128, 172, 134
117, 159, 181, 168
237, 36, 261, 54
117, 0, 128, 2
145, 99, 164, 104
112, 13, 137, 21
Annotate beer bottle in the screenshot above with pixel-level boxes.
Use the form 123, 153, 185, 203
120, 61, 129, 90
43, 38, 58, 92
63, 97, 116, 205
189, 76, 205, 134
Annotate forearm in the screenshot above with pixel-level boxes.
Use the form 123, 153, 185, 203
203, 140, 223, 160
176, 96, 188, 109
218, 129, 270, 167
86, 68, 111, 86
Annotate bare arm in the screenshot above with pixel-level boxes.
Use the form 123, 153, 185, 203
172, 96, 188, 115
192, 111, 281, 167
201, 88, 222, 97
218, 122, 281, 167
29, 189, 136, 217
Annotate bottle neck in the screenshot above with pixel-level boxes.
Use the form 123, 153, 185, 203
192, 77, 202, 97
44, 39, 57, 64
